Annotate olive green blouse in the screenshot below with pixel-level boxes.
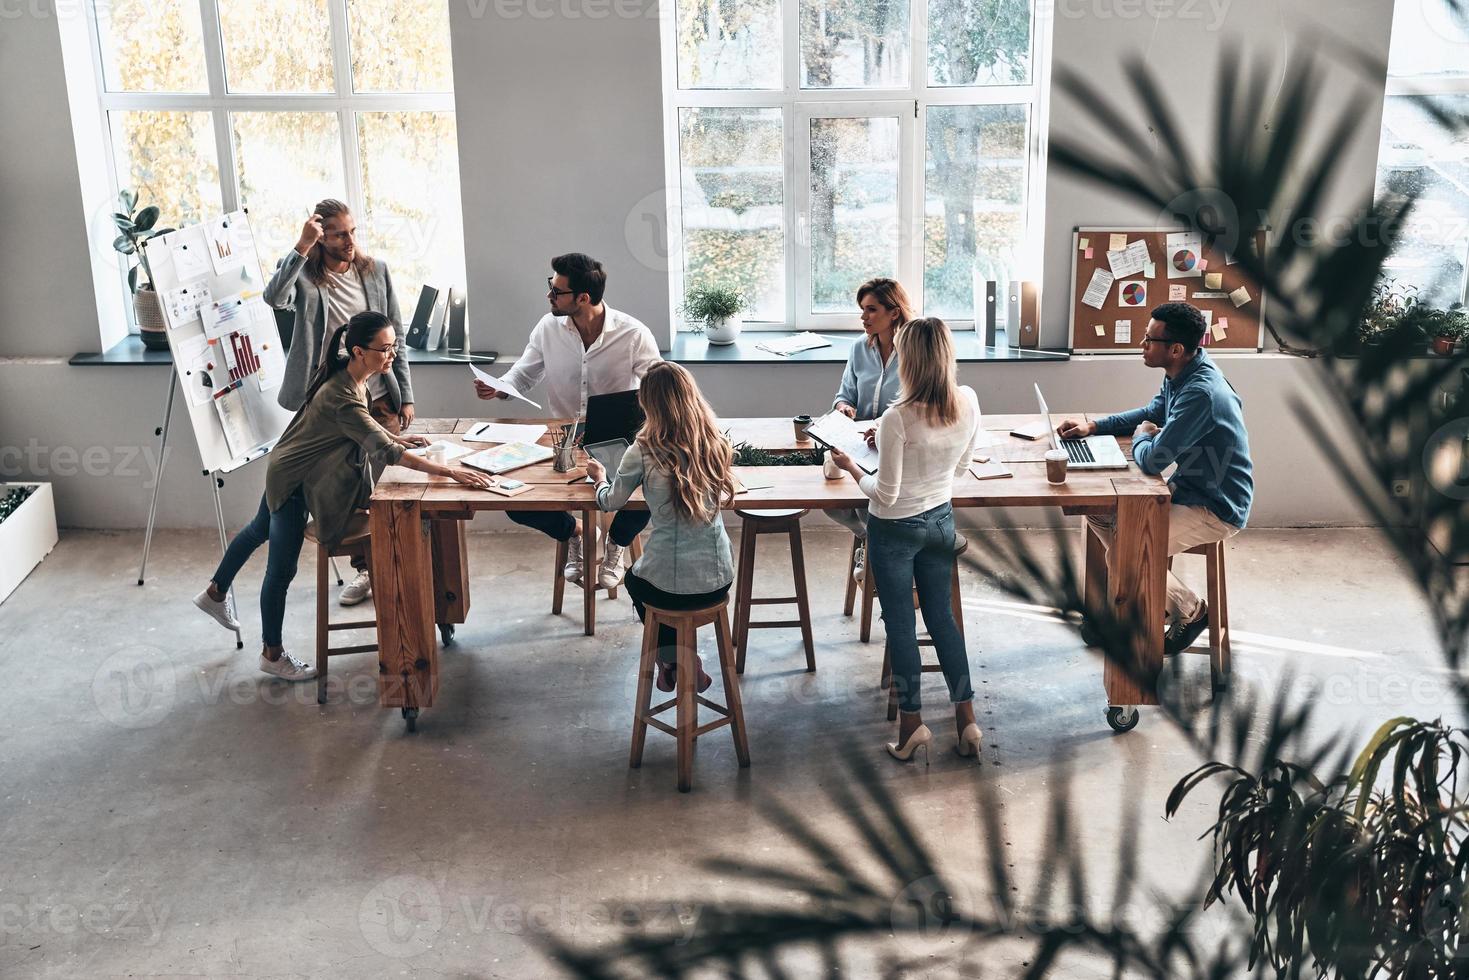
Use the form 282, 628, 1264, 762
265, 372, 404, 547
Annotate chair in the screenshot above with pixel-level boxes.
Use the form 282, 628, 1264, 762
551, 510, 645, 614
629, 600, 750, 793
731, 509, 816, 674
1172, 541, 1232, 692
878, 533, 969, 720
843, 536, 880, 642
305, 517, 377, 706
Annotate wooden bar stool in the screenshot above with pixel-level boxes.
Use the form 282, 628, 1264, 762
629, 600, 750, 793
551, 511, 645, 612
1172, 541, 1232, 692
843, 536, 879, 642
305, 517, 377, 706
731, 509, 816, 674
879, 533, 969, 720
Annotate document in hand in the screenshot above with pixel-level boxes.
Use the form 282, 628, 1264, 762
469, 363, 541, 409
804, 411, 880, 474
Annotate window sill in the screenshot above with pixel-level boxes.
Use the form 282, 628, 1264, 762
69, 336, 498, 367
668, 331, 1070, 364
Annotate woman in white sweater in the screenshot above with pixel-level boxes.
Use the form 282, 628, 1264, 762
829, 317, 982, 764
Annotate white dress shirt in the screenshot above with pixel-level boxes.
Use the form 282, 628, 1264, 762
499, 307, 663, 418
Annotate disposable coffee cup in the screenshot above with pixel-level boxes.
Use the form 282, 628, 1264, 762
822, 451, 841, 480
793, 414, 813, 442
1044, 449, 1068, 484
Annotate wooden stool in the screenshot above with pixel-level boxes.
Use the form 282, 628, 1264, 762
731, 509, 816, 674
879, 533, 969, 720
629, 600, 750, 793
305, 518, 377, 706
551, 510, 645, 612
844, 535, 879, 642
1172, 541, 1232, 692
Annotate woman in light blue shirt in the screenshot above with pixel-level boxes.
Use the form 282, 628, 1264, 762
828, 277, 915, 580
587, 362, 737, 694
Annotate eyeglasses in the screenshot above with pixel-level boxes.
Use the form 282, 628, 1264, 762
361, 344, 396, 354
546, 277, 576, 298
1140, 335, 1175, 346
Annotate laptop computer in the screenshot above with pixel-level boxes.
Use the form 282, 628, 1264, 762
1033, 383, 1129, 470
583, 389, 645, 446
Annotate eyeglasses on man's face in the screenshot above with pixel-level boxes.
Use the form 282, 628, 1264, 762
1140, 335, 1175, 346
546, 277, 577, 298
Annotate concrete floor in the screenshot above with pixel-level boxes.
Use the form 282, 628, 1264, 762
0, 525, 1458, 978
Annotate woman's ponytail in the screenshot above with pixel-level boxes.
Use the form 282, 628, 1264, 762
303, 311, 390, 405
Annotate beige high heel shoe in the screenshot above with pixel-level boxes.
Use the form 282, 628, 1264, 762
954, 723, 983, 760
886, 724, 933, 765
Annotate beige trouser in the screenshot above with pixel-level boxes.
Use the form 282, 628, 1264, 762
1087, 504, 1239, 624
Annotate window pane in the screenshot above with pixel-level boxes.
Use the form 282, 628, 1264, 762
678, 108, 786, 322
924, 104, 1029, 318
109, 111, 222, 230
675, 0, 781, 89
1388, 0, 1469, 78
928, 0, 1031, 86
1376, 96, 1469, 307
218, 0, 334, 93
810, 116, 900, 313
233, 113, 346, 261
800, 0, 910, 89
349, 0, 455, 92
356, 112, 466, 316
93, 0, 208, 93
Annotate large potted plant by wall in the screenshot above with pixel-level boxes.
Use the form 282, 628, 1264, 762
0, 482, 58, 606
112, 190, 175, 351
680, 284, 748, 345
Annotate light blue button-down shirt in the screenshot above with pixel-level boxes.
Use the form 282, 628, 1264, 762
832, 338, 901, 421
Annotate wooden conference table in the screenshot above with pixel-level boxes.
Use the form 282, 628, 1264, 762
370, 416, 1169, 731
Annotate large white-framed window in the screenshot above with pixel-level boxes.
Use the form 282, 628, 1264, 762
1375, 0, 1469, 308
76, 0, 464, 339
659, 0, 1050, 331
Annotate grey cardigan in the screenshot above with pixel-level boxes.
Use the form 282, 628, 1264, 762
595, 443, 734, 594
264, 248, 412, 412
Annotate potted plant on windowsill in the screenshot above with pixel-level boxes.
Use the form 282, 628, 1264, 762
1415, 303, 1469, 356
1355, 277, 1422, 354
111, 190, 175, 351
680, 284, 748, 346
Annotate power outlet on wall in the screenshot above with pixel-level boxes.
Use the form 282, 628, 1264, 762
1392, 479, 1412, 498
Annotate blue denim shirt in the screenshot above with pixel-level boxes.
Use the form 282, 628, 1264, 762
833, 338, 901, 420
1093, 349, 1254, 529
595, 443, 735, 594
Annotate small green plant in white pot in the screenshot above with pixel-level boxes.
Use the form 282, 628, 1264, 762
111, 189, 175, 351
681, 284, 748, 346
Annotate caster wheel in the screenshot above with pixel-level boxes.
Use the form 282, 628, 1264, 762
439, 623, 455, 646
1105, 706, 1139, 733
402, 707, 419, 733
1078, 618, 1102, 648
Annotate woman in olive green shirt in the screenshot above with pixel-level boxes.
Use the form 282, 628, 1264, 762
194, 312, 490, 681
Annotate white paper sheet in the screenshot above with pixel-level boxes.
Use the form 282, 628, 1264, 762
1107, 240, 1150, 278
213, 383, 256, 459
201, 292, 249, 340
461, 422, 549, 445
1229, 286, 1252, 307
1166, 231, 1203, 279
1114, 319, 1132, 344
206, 215, 246, 275
469, 363, 541, 409
163, 281, 210, 329
804, 410, 880, 474
169, 228, 212, 281
1081, 268, 1115, 309
1117, 279, 1148, 307
755, 332, 831, 356
177, 334, 217, 407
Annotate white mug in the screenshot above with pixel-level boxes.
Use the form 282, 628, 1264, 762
822, 451, 841, 480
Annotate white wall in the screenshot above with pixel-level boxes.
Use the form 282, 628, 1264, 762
0, 0, 1396, 529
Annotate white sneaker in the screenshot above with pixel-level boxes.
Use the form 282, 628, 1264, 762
194, 588, 240, 631
339, 570, 372, 606
259, 652, 318, 682
852, 542, 866, 584
563, 525, 601, 584
599, 541, 628, 590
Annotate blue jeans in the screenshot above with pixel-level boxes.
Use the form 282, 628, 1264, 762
211, 490, 309, 648
867, 503, 972, 714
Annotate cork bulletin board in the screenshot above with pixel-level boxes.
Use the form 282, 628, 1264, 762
1067, 227, 1268, 353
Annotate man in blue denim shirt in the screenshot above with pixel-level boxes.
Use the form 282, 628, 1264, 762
1056, 303, 1253, 655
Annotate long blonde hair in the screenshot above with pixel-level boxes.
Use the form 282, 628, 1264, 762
893, 317, 961, 426
856, 277, 915, 347
635, 362, 736, 523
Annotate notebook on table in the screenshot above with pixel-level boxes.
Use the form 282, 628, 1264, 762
460, 442, 554, 475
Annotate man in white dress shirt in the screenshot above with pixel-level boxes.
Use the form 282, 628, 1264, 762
476, 253, 663, 587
